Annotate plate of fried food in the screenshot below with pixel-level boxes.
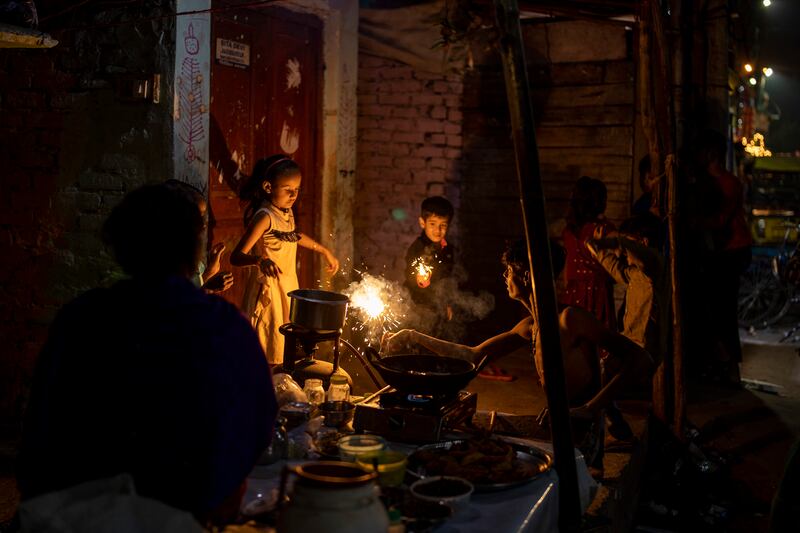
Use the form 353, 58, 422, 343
406, 437, 553, 491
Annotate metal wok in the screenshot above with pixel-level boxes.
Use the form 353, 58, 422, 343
365, 348, 487, 397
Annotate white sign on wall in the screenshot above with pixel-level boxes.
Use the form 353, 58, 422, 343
173, 0, 211, 193
216, 38, 250, 68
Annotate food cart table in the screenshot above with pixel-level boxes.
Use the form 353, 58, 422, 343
243, 437, 595, 533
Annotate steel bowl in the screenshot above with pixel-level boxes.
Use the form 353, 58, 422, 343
288, 289, 349, 332
319, 400, 356, 428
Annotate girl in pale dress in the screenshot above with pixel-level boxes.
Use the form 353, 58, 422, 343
232, 155, 339, 364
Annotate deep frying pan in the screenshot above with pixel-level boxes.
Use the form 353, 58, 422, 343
365, 348, 488, 397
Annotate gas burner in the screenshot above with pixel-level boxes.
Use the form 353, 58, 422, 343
407, 394, 433, 404
355, 390, 478, 443
378, 390, 459, 411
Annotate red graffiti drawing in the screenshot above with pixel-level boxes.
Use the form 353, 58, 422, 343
178, 23, 205, 163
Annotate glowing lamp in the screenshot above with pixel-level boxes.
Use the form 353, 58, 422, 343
749, 77, 757, 86
744, 63, 753, 73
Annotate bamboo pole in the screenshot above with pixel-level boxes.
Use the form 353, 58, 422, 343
493, 1, 582, 530
638, 0, 669, 425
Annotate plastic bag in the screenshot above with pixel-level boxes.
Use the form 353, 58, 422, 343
272, 373, 307, 407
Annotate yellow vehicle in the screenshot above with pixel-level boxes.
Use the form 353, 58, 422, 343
748, 157, 800, 245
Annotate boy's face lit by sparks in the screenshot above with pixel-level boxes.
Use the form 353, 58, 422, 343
419, 214, 449, 244
265, 171, 301, 210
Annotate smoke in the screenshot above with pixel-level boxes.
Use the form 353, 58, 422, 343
404, 264, 495, 342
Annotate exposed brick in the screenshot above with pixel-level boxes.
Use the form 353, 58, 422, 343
381, 117, 413, 131
414, 146, 444, 158
429, 133, 446, 144
415, 118, 444, 133
360, 154, 393, 167
378, 93, 411, 105
378, 66, 415, 80
430, 105, 447, 119
389, 80, 423, 93
443, 94, 461, 107
390, 107, 419, 119
447, 108, 463, 122
77, 170, 125, 191
360, 128, 392, 142
394, 157, 425, 170
7, 90, 46, 108
446, 135, 463, 148
410, 93, 443, 106
78, 213, 105, 232
77, 192, 103, 212
429, 157, 448, 169
392, 131, 425, 144
50, 92, 89, 109
360, 104, 387, 117
444, 123, 462, 135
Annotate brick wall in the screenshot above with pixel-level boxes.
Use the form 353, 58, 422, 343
458, 20, 636, 331
0, 2, 175, 425
354, 54, 464, 280
355, 20, 636, 337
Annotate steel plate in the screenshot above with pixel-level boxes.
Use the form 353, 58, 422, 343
406, 439, 553, 492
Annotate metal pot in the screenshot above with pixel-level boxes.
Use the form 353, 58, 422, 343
288, 289, 349, 332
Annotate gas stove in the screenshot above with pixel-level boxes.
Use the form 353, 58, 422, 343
353, 390, 478, 443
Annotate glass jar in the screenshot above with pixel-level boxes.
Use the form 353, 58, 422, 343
303, 379, 325, 407
327, 374, 350, 402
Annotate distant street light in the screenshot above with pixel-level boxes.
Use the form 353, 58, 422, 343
763, 67, 774, 77
749, 77, 758, 86
745, 63, 753, 73
763, 0, 772, 7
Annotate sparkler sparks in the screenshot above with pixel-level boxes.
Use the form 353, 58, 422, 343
412, 256, 434, 288
343, 273, 408, 345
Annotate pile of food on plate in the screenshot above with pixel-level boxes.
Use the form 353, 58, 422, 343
410, 437, 547, 485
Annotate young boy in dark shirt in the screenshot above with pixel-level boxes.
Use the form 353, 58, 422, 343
404, 196, 455, 311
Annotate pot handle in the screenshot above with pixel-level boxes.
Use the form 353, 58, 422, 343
364, 345, 383, 362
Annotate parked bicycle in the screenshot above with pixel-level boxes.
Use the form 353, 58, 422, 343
737, 222, 800, 329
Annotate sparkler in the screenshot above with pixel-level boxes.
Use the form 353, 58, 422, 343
344, 273, 408, 346
412, 256, 434, 288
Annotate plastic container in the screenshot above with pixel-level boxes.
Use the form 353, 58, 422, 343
356, 450, 408, 487
327, 374, 350, 402
303, 379, 325, 407
337, 434, 386, 462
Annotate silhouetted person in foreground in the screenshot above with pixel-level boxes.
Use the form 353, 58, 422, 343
18, 184, 277, 526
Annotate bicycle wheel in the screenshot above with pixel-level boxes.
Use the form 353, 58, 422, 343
738, 257, 791, 328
